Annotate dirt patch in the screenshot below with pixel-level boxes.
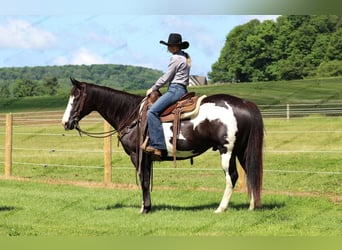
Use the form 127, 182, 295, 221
1, 176, 341, 205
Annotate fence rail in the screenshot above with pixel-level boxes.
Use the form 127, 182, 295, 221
259, 103, 342, 118
1, 113, 114, 183
0, 102, 341, 124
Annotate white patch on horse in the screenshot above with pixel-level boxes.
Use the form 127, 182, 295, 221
62, 95, 74, 125
163, 123, 193, 158
162, 106, 207, 153
191, 102, 238, 147
191, 102, 238, 213
162, 102, 238, 164
163, 122, 173, 151
215, 173, 233, 213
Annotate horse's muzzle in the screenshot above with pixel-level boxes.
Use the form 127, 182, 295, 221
63, 120, 77, 130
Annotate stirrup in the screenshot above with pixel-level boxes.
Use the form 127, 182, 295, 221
140, 136, 149, 150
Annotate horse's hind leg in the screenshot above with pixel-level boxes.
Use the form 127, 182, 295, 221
237, 155, 260, 211
215, 152, 238, 213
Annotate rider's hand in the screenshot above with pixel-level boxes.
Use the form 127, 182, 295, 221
146, 88, 153, 96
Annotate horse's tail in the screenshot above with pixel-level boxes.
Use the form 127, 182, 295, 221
245, 104, 264, 208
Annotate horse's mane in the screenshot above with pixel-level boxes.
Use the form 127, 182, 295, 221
73, 81, 144, 125
89, 82, 143, 107
71, 80, 143, 107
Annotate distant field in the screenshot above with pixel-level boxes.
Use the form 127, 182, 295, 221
1, 77, 342, 113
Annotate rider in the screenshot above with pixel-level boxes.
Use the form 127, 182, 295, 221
142, 33, 191, 156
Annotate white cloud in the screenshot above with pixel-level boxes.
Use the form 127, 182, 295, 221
0, 19, 56, 49
51, 47, 109, 66
71, 47, 108, 65
53, 56, 69, 66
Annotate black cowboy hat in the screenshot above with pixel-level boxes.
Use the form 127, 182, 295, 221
160, 33, 189, 49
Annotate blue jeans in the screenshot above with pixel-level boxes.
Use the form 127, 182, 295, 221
147, 84, 187, 150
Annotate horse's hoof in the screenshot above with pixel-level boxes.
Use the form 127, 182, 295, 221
214, 206, 226, 213
249, 203, 261, 210
140, 205, 152, 214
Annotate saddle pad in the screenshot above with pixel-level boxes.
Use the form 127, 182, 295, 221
161, 95, 207, 123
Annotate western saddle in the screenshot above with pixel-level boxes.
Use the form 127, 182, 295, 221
140, 90, 206, 166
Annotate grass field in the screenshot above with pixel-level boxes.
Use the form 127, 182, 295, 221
0, 113, 341, 236
1, 77, 342, 113
0, 78, 341, 236
0, 179, 340, 236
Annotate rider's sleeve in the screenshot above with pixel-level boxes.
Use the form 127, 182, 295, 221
151, 55, 177, 91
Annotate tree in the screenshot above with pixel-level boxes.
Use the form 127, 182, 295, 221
12, 79, 37, 97
326, 28, 342, 60
209, 15, 341, 83
43, 77, 59, 95
0, 82, 11, 98
317, 60, 342, 77
209, 19, 261, 82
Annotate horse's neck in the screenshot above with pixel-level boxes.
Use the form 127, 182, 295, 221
92, 89, 141, 130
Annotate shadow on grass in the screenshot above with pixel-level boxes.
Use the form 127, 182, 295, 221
95, 202, 285, 212
0, 206, 16, 212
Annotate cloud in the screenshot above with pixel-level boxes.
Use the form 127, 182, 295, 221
52, 56, 69, 66
72, 47, 108, 65
53, 47, 108, 65
0, 19, 56, 49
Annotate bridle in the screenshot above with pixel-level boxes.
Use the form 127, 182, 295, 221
71, 83, 147, 139
74, 83, 87, 121
71, 83, 117, 138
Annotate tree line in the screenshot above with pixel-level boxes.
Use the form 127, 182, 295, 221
209, 15, 342, 82
0, 64, 162, 98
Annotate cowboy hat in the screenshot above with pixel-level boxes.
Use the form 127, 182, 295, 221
160, 33, 189, 49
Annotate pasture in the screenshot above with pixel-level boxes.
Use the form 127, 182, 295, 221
0, 111, 341, 236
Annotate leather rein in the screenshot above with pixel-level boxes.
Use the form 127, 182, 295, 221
73, 84, 145, 139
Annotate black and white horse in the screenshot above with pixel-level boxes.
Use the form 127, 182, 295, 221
62, 78, 264, 213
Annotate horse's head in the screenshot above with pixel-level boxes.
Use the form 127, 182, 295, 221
62, 78, 91, 130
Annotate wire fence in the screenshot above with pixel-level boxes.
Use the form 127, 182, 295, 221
1, 107, 342, 183
259, 102, 342, 118
1, 102, 341, 123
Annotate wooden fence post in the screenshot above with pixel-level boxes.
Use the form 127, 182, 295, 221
103, 120, 112, 184
5, 113, 13, 177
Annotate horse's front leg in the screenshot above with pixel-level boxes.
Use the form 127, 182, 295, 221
139, 155, 152, 214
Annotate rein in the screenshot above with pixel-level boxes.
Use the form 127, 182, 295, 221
73, 89, 147, 139
75, 124, 118, 138
72, 83, 117, 138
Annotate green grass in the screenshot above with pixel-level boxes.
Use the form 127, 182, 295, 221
1, 77, 342, 113
0, 179, 341, 236
0, 77, 341, 236
1, 115, 341, 194
0, 114, 341, 236
0, 96, 68, 113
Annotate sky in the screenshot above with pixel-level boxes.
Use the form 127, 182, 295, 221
0, 1, 281, 77
0, 15, 279, 77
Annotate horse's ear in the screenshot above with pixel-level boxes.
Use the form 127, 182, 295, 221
70, 77, 81, 89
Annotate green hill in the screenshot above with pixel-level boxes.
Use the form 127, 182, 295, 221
0, 64, 163, 98
1, 77, 341, 114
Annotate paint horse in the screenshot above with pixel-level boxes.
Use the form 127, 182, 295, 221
62, 78, 264, 213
